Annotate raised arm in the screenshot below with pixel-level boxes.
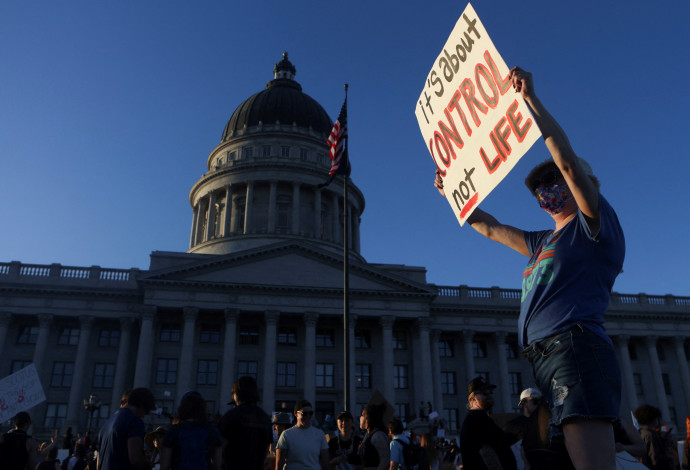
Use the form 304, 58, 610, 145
435, 170, 529, 256
509, 67, 600, 229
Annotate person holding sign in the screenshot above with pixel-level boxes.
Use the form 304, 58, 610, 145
434, 66, 625, 470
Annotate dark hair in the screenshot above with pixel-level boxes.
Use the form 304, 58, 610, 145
47, 446, 59, 460
14, 411, 31, 428
127, 388, 156, 412
362, 404, 386, 432
232, 376, 260, 405
294, 399, 312, 413
634, 404, 662, 426
177, 391, 207, 423
387, 418, 404, 435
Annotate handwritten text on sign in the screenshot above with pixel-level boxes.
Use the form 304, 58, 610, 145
0, 364, 46, 422
415, 3, 541, 225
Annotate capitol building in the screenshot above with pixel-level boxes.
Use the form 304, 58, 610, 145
2, 53, 690, 437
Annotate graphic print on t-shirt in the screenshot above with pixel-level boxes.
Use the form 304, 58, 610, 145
521, 232, 562, 301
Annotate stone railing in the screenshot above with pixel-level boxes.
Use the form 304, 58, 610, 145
434, 284, 690, 309
0, 261, 139, 284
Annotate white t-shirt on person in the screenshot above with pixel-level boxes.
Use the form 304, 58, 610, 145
276, 425, 328, 469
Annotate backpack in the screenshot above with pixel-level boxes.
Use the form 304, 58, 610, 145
394, 438, 430, 470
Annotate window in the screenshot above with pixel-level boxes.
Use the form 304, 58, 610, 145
156, 359, 178, 384
670, 406, 677, 425
394, 365, 408, 389
356, 364, 371, 389
93, 405, 110, 429
633, 373, 644, 395
58, 328, 80, 345
276, 196, 291, 230
300, 148, 308, 161
160, 324, 181, 342
316, 363, 334, 388
99, 329, 120, 347
628, 343, 638, 360
92, 363, 115, 388
242, 146, 253, 158
227, 150, 236, 161
316, 329, 334, 347
395, 403, 409, 421
355, 330, 370, 349
200, 327, 220, 344
509, 372, 522, 395
393, 331, 407, 350
277, 362, 297, 387
235, 197, 246, 232
262, 145, 271, 157
51, 362, 74, 388
239, 326, 259, 345
441, 371, 456, 394
472, 341, 487, 358
657, 343, 666, 361
237, 361, 258, 379
277, 328, 297, 345
444, 408, 459, 432
44, 403, 68, 429
10, 361, 31, 374
281, 146, 290, 157
197, 360, 218, 385
439, 340, 453, 357
17, 326, 38, 344
662, 373, 671, 395
505, 341, 519, 359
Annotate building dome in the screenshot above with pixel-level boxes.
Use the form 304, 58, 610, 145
221, 52, 333, 140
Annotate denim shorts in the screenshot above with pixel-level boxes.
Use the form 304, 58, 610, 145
522, 324, 621, 426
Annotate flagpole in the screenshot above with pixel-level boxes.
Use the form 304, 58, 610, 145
342, 83, 350, 413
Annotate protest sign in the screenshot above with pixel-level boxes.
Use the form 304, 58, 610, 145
416, 3, 541, 225
0, 363, 46, 422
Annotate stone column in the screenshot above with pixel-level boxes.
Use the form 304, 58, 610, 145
268, 181, 277, 233
223, 185, 233, 236
379, 316, 395, 403
33, 314, 53, 380
195, 198, 207, 244
494, 332, 511, 413
418, 318, 434, 406
674, 336, 690, 412
303, 313, 318, 404
461, 330, 476, 386
645, 336, 671, 420
430, 330, 444, 414
0, 312, 11, 358
189, 203, 199, 248
332, 193, 339, 243
177, 307, 198, 399
66, 316, 94, 428
204, 192, 216, 241
219, 309, 239, 412
314, 188, 322, 237
291, 183, 301, 234
133, 307, 156, 388
111, 317, 134, 409
615, 335, 638, 412
244, 182, 254, 234
262, 311, 279, 412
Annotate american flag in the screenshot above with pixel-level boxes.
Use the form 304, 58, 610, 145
327, 99, 349, 176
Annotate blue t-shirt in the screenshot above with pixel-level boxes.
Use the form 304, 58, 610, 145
519, 194, 624, 347
98, 407, 145, 470
390, 434, 409, 469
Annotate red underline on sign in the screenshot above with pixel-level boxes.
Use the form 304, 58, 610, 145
460, 193, 479, 219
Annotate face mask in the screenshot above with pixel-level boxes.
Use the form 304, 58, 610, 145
535, 182, 571, 214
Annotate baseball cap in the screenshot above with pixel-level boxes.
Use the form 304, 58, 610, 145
336, 410, 353, 421
467, 376, 496, 396
518, 387, 543, 406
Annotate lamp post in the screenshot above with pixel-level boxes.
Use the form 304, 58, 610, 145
83, 394, 102, 435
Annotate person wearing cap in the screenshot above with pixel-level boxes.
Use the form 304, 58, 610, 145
144, 426, 167, 470
276, 400, 328, 470
460, 377, 516, 470
218, 376, 272, 470
434, 67, 625, 470
97, 387, 156, 470
327, 410, 362, 469
270, 412, 292, 454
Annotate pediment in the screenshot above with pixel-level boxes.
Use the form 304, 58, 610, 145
143, 242, 432, 295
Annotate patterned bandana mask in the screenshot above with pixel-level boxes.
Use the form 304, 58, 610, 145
535, 182, 571, 214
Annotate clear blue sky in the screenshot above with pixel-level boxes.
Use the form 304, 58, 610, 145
1, 1, 688, 297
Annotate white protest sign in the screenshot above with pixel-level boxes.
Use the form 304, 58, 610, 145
416, 3, 541, 225
0, 364, 46, 422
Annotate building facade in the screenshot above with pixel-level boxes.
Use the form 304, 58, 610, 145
2, 54, 690, 438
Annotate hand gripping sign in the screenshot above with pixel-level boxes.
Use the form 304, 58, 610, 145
416, 3, 541, 225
